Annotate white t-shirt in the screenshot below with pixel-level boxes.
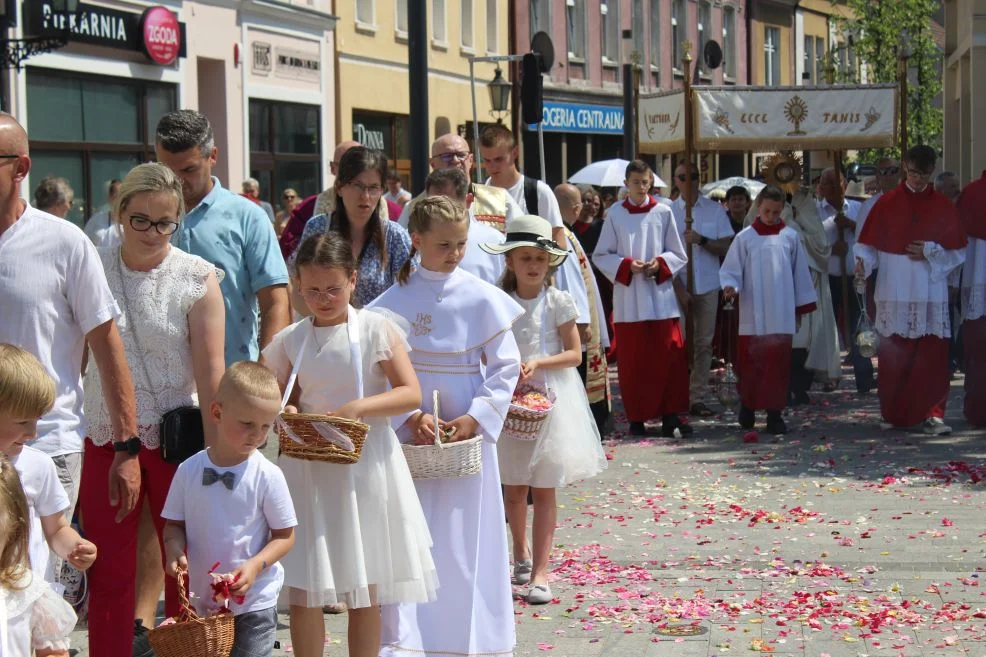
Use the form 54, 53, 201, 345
83, 209, 122, 248
12, 446, 70, 581
384, 189, 412, 206
489, 175, 564, 228
0, 206, 120, 456
462, 213, 507, 285
161, 449, 297, 616
670, 197, 735, 295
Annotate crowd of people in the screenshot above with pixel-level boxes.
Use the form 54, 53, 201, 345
0, 103, 983, 657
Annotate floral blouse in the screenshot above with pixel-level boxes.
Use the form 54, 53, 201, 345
291, 213, 412, 307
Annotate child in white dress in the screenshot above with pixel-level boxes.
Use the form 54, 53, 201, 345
0, 455, 76, 657
262, 232, 437, 657
482, 215, 607, 604
369, 196, 523, 657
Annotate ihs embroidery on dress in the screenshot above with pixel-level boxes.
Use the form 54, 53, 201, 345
411, 313, 433, 336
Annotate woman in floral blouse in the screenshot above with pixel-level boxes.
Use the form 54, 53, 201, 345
290, 147, 411, 308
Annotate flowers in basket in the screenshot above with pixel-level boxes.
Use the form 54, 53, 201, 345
511, 388, 553, 413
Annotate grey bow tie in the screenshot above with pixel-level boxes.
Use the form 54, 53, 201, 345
202, 467, 236, 490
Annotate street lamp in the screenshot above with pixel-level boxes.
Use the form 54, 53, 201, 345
1, 0, 80, 70
487, 67, 511, 123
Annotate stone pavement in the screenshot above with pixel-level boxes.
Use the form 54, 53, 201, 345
69, 371, 986, 656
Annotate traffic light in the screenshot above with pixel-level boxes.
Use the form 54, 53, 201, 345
521, 53, 543, 125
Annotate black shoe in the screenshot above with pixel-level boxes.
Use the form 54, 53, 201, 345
661, 415, 693, 437
738, 405, 755, 430
765, 412, 787, 435
628, 421, 652, 436
790, 390, 810, 406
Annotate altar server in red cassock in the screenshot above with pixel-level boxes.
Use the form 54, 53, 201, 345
720, 185, 817, 435
854, 145, 968, 435
958, 171, 986, 426
592, 159, 691, 437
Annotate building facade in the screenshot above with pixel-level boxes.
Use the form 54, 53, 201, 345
943, 0, 986, 183
514, 0, 749, 186
333, 0, 509, 190
7, 0, 337, 228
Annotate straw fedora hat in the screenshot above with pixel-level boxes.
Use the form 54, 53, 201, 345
479, 214, 569, 267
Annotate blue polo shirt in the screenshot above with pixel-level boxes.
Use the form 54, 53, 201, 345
173, 178, 289, 365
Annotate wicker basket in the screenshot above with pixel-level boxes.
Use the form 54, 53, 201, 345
502, 385, 555, 441
148, 567, 235, 657
402, 391, 483, 479
278, 413, 369, 464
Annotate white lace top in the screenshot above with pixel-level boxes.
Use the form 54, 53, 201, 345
1, 571, 77, 657
84, 246, 220, 448
510, 287, 579, 362
962, 237, 986, 321
854, 241, 966, 339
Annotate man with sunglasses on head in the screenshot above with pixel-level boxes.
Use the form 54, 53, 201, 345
669, 162, 735, 417
397, 133, 522, 233
854, 145, 967, 435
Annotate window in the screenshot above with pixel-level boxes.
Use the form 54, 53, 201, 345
764, 26, 781, 86
530, 0, 550, 40
649, 0, 660, 68
486, 0, 497, 52
249, 100, 322, 207
396, 0, 408, 34
356, 0, 374, 26
723, 5, 736, 78
698, 1, 710, 74
803, 35, 814, 83
815, 37, 825, 84
432, 0, 446, 43
26, 69, 176, 227
460, 0, 473, 49
601, 0, 619, 62
632, 0, 644, 62
672, 0, 685, 71
567, 0, 586, 59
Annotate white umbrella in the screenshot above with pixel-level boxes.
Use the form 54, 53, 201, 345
568, 159, 668, 189
701, 176, 765, 197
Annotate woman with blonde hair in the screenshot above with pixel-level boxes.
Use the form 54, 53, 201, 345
79, 162, 226, 656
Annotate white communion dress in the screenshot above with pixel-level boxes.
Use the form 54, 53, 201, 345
369, 266, 523, 657
1, 571, 76, 657
498, 287, 607, 488
263, 309, 438, 608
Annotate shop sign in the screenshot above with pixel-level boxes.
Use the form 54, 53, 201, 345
526, 101, 624, 135
352, 112, 394, 154
354, 123, 386, 150
252, 42, 272, 75
275, 47, 320, 82
24, 2, 186, 64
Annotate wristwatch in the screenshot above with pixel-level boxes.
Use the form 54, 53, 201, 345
699, 235, 709, 247
113, 436, 141, 456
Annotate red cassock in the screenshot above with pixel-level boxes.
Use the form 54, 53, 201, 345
735, 335, 793, 412
614, 318, 689, 422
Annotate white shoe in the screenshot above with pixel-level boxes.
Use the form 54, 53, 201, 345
922, 417, 951, 435
512, 559, 532, 585
879, 418, 894, 431
526, 583, 553, 604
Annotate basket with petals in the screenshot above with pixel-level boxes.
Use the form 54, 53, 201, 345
502, 384, 555, 441
402, 390, 483, 479
277, 414, 369, 464
148, 566, 235, 657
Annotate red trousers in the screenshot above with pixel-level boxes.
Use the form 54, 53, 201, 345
614, 319, 689, 421
736, 334, 793, 412
963, 317, 986, 426
80, 440, 181, 657
877, 334, 948, 428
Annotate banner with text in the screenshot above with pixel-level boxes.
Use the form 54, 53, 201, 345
693, 85, 898, 151
638, 91, 686, 154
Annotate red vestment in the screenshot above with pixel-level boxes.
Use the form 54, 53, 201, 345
614, 319, 689, 421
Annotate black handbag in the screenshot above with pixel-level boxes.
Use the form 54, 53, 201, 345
116, 251, 205, 465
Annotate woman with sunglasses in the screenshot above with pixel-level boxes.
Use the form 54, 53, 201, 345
79, 162, 226, 657
275, 188, 300, 238
289, 146, 412, 309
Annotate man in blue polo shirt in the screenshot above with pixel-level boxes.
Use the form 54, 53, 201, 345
155, 110, 290, 364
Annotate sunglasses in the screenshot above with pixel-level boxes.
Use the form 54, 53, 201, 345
877, 166, 900, 176
677, 173, 700, 182
283, 194, 297, 199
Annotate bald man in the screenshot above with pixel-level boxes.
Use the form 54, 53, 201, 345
397, 133, 522, 231
0, 114, 140, 576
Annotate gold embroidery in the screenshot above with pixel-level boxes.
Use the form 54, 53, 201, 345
411, 313, 433, 336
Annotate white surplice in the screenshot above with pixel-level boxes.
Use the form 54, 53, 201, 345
720, 223, 817, 336
962, 237, 986, 322
591, 200, 687, 322
370, 266, 522, 657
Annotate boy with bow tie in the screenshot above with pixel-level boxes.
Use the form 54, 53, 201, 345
163, 361, 296, 655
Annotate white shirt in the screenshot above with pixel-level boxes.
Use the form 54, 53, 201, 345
12, 446, 70, 582
0, 571, 76, 657
0, 206, 120, 456
670, 196, 735, 295
461, 213, 506, 285
83, 209, 122, 248
490, 175, 564, 228
962, 236, 986, 321
720, 224, 818, 336
384, 189, 412, 206
592, 199, 687, 323
397, 185, 524, 228
161, 449, 297, 616
854, 192, 883, 242
819, 198, 861, 276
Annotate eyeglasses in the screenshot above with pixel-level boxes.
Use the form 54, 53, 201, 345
347, 182, 384, 196
0, 154, 19, 159
677, 173, 700, 182
433, 151, 471, 165
301, 287, 346, 302
877, 166, 900, 176
129, 215, 179, 235
283, 193, 297, 200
